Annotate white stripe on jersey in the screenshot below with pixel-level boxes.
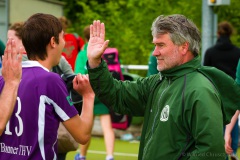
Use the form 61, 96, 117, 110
38, 95, 70, 160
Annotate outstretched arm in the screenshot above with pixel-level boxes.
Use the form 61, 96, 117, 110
224, 110, 239, 154
0, 39, 22, 135
63, 74, 95, 144
87, 20, 109, 69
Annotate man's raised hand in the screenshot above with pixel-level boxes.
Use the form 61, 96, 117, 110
2, 38, 23, 85
87, 20, 109, 68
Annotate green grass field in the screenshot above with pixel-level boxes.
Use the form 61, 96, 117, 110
65, 136, 140, 160
65, 136, 240, 160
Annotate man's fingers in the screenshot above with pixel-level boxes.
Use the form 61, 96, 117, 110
73, 75, 78, 84
75, 74, 89, 84
226, 148, 233, 154
96, 20, 100, 37
90, 20, 105, 39
90, 24, 94, 38
101, 40, 109, 52
75, 74, 84, 83
18, 47, 24, 63
93, 20, 97, 37
100, 23, 105, 40
5, 39, 11, 60
11, 39, 17, 60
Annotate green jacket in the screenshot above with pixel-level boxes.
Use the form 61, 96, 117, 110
88, 56, 240, 160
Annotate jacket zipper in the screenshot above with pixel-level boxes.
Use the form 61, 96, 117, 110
142, 78, 171, 159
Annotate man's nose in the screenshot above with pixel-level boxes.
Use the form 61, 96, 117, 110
152, 47, 158, 56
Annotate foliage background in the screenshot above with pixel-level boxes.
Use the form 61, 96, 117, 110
59, 0, 240, 76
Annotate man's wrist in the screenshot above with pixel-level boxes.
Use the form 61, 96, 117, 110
87, 59, 102, 69
4, 80, 21, 88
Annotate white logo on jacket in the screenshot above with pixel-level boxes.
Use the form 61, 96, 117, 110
160, 105, 170, 122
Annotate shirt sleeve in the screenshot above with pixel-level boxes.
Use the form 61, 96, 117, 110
58, 56, 74, 76
46, 74, 78, 121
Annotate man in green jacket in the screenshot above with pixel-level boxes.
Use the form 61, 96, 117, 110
86, 14, 240, 160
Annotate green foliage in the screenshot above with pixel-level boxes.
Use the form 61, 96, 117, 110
59, 0, 239, 76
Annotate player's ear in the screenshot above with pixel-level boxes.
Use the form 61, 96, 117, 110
50, 36, 56, 48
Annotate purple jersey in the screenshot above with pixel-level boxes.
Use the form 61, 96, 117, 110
0, 61, 78, 160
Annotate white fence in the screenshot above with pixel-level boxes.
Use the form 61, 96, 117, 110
121, 65, 148, 73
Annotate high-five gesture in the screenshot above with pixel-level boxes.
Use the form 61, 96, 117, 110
87, 20, 109, 68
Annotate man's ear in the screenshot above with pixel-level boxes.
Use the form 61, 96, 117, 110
50, 37, 56, 48
181, 42, 189, 55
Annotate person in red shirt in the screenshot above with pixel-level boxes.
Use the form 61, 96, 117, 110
59, 16, 84, 70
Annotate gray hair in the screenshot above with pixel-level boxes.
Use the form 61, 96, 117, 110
151, 14, 201, 56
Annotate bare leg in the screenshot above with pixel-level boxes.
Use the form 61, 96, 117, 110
100, 114, 115, 159
80, 140, 91, 156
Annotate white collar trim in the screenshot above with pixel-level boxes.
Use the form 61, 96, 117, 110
22, 61, 50, 72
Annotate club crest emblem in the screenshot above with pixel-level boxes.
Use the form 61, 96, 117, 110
160, 105, 170, 122
66, 96, 73, 106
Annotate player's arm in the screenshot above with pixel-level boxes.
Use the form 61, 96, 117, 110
59, 56, 74, 76
62, 74, 94, 144
0, 39, 22, 136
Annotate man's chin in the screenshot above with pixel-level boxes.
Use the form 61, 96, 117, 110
157, 66, 165, 72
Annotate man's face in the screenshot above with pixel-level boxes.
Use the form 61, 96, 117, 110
7, 30, 26, 53
152, 33, 183, 71
55, 30, 65, 64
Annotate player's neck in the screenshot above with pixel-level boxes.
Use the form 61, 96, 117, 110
37, 59, 53, 71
